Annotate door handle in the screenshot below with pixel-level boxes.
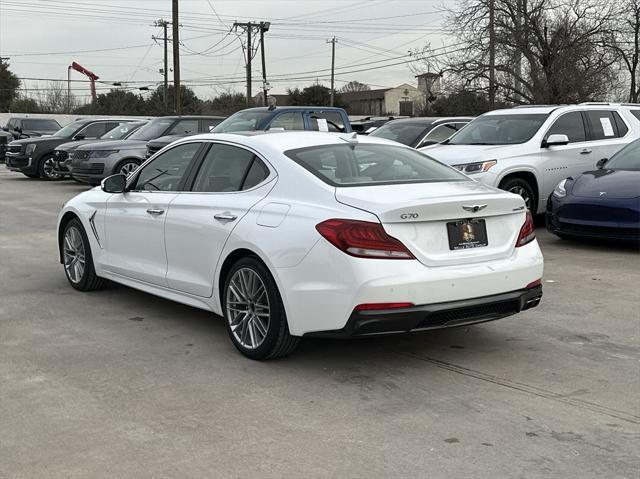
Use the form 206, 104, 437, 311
580, 148, 592, 155
214, 213, 238, 221
146, 208, 165, 216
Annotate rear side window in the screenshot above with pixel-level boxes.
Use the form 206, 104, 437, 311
269, 112, 305, 131
631, 110, 640, 121
585, 111, 619, 140
285, 144, 467, 187
201, 118, 223, 132
192, 144, 268, 192
309, 111, 345, 132
613, 112, 629, 137
546, 112, 586, 143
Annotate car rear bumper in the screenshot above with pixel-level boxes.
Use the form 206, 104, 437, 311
305, 285, 542, 338
275, 238, 544, 336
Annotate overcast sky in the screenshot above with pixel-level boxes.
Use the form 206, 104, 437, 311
0, 0, 448, 103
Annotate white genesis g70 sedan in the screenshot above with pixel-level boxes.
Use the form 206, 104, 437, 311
57, 132, 543, 359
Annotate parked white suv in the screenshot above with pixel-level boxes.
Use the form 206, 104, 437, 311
421, 103, 640, 213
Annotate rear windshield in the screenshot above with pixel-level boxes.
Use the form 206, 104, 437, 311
212, 110, 272, 133
285, 143, 467, 187
368, 122, 429, 146
448, 113, 548, 145
22, 119, 61, 131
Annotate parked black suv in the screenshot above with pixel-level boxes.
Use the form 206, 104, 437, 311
0, 129, 13, 163
71, 116, 225, 185
5, 118, 131, 180
3, 117, 61, 139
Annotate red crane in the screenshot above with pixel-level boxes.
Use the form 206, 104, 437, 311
67, 62, 100, 103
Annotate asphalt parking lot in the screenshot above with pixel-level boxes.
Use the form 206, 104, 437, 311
0, 168, 638, 479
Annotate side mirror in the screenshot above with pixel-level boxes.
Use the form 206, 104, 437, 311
101, 174, 126, 193
543, 134, 570, 147
73, 134, 86, 141
596, 158, 608, 169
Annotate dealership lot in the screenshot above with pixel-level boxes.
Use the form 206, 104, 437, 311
0, 169, 638, 478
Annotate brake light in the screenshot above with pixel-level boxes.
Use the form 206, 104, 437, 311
355, 302, 415, 311
316, 219, 415, 259
526, 279, 542, 288
516, 211, 536, 247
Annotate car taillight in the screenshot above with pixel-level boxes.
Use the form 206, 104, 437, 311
316, 219, 415, 259
516, 211, 536, 247
354, 302, 415, 311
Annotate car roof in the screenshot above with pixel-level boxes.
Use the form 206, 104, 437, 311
240, 106, 346, 112
174, 130, 404, 152
384, 116, 474, 125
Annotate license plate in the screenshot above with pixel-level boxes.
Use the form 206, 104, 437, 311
447, 219, 488, 250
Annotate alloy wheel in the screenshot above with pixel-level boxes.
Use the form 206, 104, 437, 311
42, 157, 62, 180
119, 162, 139, 176
63, 226, 86, 284
226, 267, 270, 350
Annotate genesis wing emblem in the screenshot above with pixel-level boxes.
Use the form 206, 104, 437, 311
462, 204, 488, 213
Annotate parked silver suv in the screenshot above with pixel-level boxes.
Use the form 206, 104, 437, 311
422, 103, 640, 213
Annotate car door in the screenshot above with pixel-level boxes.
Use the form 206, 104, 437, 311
584, 110, 630, 162
538, 111, 592, 200
102, 142, 204, 286
164, 142, 275, 297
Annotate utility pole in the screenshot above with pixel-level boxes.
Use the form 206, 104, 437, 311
327, 37, 337, 106
172, 0, 181, 115
233, 22, 266, 107
488, 0, 496, 108
153, 19, 170, 113
259, 22, 271, 106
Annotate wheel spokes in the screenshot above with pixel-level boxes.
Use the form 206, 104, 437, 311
226, 267, 271, 350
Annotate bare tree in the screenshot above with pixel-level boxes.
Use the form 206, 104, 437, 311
339, 81, 371, 93
606, 0, 640, 102
420, 0, 620, 104
30, 81, 79, 113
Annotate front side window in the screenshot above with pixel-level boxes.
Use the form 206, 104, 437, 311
168, 119, 199, 135
286, 144, 467, 187
585, 111, 619, 140
192, 144, 268, 192
78, 122, 108, 139
309, 111, 345, 132
101, 121, 146, 140
132, 142, 201, 192
545, 112, 586, 143
424, 124, 459, 143
448, 114, 548, 145
606, 140, 640, 171
269, 112, 305, 131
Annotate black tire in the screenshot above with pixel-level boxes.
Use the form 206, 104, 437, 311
23, 172, 39, 178
499, 177, 536, 211
116, 159, 140, 177
222, 256, 300, 360
38, 154, 63, 180
62, 218, 108, 291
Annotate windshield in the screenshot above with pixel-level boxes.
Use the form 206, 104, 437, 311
369, 122, 429, 146
52, 120, 87, 138
606, 140, 640, 171
101, 121, 147, 140
212, 110, 272, 133
22, 119, 60, 131
448, 114, 548, 145
127, 119, 174, 141
285, 143, 467, 187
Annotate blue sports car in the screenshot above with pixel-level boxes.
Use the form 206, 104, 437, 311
547, 138, 640, 242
